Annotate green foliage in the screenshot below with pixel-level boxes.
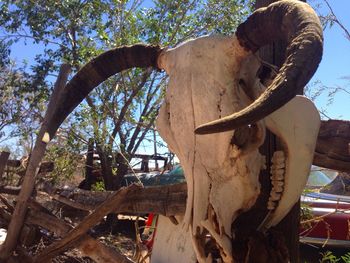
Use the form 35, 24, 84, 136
0, 0, 251, 187
320, 251, 341, 263
43, 129, 84, 185
91, 181, 106, 192
341, 253, 350, 263
0, 61, 49, 143
44, 145, 81, 185
320, 251, 350, 263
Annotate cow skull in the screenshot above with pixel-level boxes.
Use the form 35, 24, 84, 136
156, 36, 266, 262
155, 34, 320, 262
41, 1, 323, 262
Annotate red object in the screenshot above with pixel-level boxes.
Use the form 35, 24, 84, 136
301, 195, 350, 242
142, 213, 158, 250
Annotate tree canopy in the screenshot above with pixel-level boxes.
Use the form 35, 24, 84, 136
0, 0, 251, 189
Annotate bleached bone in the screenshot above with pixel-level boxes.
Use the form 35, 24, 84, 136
156, 26, 322, 260
151, 216, 197, 263
260, 96, 321, 229
157, 35, 267, 262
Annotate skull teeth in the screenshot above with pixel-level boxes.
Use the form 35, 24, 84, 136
267, 151, 286, 210
271, 162, 285, 170
267, 200, 277, 210
270, 172, 284, 181
272, 180, 284, 187
269, 191, 282, 201
272, 184, 284, 193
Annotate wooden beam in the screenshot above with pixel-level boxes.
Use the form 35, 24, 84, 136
0, 196, 134, 263
33, 183, 186, 262
314, 119, 350, 172
0, 64, 71, 261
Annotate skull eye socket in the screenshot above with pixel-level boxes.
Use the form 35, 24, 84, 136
231, 125, 251, 148
231, 123, 265, 153
257, 61, 278, 87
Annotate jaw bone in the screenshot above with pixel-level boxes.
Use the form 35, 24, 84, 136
259, 95, 320, 230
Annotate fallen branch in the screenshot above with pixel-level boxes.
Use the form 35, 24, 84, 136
33, 182, 187, 262
0, 195, 134, 263
54, 182, 187, 215
0, 186, 22, 195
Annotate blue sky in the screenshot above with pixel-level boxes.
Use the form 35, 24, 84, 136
309, 0, 350, 120
4, 0, 350, 155
8, 0, 349, 121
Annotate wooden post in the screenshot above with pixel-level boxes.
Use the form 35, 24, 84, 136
0, 151, 10, 182
0, 64, 71, 261
256, 0, 304, 261
233, 1, 307, 262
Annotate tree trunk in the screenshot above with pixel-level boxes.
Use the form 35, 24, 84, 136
114, 152, 130, 189
83, 138, 94, 190
95, 144, 115, 191
0, 151, 10, 182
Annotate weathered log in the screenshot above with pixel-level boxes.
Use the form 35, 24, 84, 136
314, 119, 350, 172
33, 184, 141, 262
55, 182, 187, 215
0, 64, 71, 261
0, 195, 134, 263
0, 183, 187, 217
0, 186, 21, 195
27, 199, 134, 263
33, 183, 187, 262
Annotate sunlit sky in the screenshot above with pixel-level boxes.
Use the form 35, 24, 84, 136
309, 0, 350, 120
5, 0, 350, 154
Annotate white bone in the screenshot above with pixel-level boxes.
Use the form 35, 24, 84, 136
262, 96, 320, 228
271, 162, 285, 170
271, 180, 284, 187
272, 185, 284, 193
156, 35, 262, 263
269, 192, 282, 201
151, 216, 197, 263
154, 34, 320, 262
267, 200, 277, 210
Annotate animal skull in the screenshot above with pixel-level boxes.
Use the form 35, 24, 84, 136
41, 0, 323, 262
156, 35, 266, 262
154, 35, 320, 262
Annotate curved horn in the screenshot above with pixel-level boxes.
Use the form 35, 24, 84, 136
195, 0, 323, 134
46, 45, 162, 139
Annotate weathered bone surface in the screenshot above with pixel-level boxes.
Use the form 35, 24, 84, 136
155, 35, 320, 262
261, 95, 320, 229
152, 216, 197, 263
156, 35, 266, 262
